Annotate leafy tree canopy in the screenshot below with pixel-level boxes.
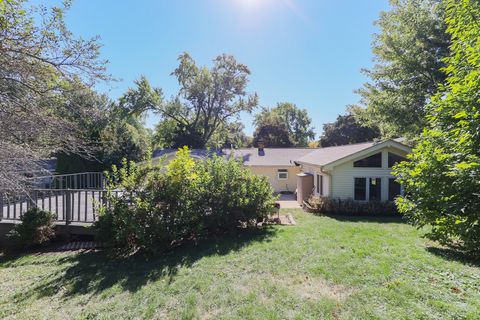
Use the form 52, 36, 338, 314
353, 0, 450, 139
0, 0, 108, 191
394, 0, 480, 253
319, 111, 381, 147
134, 53, 258, 148
253, 102, 315, 147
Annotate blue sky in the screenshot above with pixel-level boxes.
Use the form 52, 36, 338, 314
61, 0, 390, 137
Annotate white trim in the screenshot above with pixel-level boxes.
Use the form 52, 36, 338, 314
353, 176, 383, 201
277, 169, 288, 180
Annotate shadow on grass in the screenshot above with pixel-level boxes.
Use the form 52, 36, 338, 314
426, 246, 480, 268
318, 214, 405, 224
2, 226, 278, 303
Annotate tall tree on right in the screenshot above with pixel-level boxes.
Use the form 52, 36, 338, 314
354, 0, 450, 138
394, 0, 480, 253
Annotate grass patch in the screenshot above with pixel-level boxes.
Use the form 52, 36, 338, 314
1, 209, 479, 319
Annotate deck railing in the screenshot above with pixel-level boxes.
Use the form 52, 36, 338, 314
28, 172, 106, 190
0, 189, 120, 224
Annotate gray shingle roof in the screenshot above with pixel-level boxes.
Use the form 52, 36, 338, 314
294, 140, 412, 167
151, 140, 410, 168
226, 148, 314, 167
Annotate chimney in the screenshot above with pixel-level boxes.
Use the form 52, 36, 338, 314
258, 141, 265, 155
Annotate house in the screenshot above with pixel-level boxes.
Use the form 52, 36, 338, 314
294, 139, 411, 205
151, 139, 411, 205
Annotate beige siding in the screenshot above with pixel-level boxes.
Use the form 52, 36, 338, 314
248, 166, 300, 193
329, 147, 408, 201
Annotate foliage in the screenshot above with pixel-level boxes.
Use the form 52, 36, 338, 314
394, 0, 480, 253
353, 0, 450, 139
95, 147, 276, 254
253, 122, 292, 148
319, 111, 380, 147
56, 84, 151, 174
137, 53, 258, 148
7, 208, 56, 247
253, 102, 315, 147
0, 0, 108, 192
304, 196, 397, 216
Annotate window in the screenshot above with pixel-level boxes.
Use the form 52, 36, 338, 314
369, 178, 382, 201
353, 153, 382, 168
316, 174, 324, 195
277, 169, 288, 180
388, 152, 407, 168
388, 178, 402, 201
354, 178, 366, 200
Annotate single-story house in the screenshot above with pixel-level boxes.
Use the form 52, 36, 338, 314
151, 139, 411, 205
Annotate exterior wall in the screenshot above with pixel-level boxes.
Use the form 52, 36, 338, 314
301, 164, 330, 197
328, 147, 408, 201
248, 166, 300, 193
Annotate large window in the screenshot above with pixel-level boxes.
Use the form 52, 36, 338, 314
369, 178, 382, 201
388, 152, 407, 168
388, 178, 402, 201
316, 174, 324, 195
277, 169, 288, 180
354, 178, 367, 200
353, 153, 382, 168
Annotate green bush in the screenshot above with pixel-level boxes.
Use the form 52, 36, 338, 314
94, 147, 277, 254
304, 196, 397, 216
8, 208, 56, 247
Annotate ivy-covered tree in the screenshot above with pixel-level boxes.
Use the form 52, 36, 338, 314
354, 0, 450, 138
394, 0, 480, 253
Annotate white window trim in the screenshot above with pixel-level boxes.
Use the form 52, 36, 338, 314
277, 169, 288, 180
316, 173, 324, 196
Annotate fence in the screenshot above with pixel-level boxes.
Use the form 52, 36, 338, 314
0, 189, 120, 224
28, 172, 106, 190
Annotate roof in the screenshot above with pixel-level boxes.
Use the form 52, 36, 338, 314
226, 148, 314, 167
295, 139, 411, 167
152, 148, 314, 167
295, 141, 376, 167
151, 139, 411, 168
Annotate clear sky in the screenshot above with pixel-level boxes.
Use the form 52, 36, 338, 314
61, 0, 390, 137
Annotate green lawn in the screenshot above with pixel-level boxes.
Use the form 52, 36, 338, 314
1, 209, 479, 319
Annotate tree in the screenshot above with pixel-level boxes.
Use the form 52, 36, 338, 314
253, 102, 315, 147
208, 121, 250, 149
253, 122, 292, 148
353, 0, 450, 138
0, 0, 107, 192
394, 0, 480, 252
139, 53, 258, 148
319, 112, 381, 147
56, 84, 151, 174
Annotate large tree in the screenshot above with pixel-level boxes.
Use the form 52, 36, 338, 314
394, 0, 480, 252
0, 0, 107, 192
253, 102, 315, 147
354, 0, 450, 138
319, 112, 381, 147
137, 53, 258, 148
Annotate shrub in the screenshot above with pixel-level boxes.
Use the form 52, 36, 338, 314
304, 196, 397, 216
94, 147, 277, 254
8, 208, 56, 247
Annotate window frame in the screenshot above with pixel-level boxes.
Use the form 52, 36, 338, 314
353, 176, 384, 201
277, 169, 288, 180
388, 152, 407, 168
353, 152, 383, 168
354, 177, 367, 201
388, 177, 403, 201
316, 174, 324, 196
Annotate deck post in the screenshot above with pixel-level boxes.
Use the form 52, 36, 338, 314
65, 190, 72, 225
0, 193, 3, 221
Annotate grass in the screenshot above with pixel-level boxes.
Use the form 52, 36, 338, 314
1, 209, 479, 319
